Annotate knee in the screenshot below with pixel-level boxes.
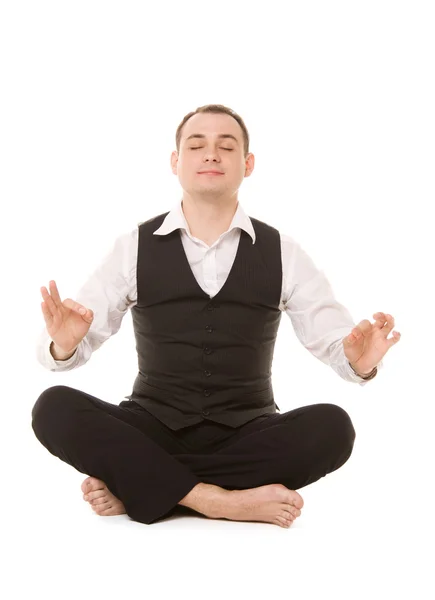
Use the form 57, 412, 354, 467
31, 385, 74, 435
317, 403, 356, 452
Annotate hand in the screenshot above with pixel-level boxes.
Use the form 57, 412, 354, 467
343, 312, 401, 375
40, 280, 94, 353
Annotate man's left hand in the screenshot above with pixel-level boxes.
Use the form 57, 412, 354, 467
343, 312, 401, 375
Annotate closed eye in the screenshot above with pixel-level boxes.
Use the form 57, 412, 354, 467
190, 147, 233, 151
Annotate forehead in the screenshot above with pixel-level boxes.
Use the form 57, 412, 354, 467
182, 113, 241, 143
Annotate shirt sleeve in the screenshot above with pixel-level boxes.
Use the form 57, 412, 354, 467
35, 227, 138, 372
280, 234, 383, 386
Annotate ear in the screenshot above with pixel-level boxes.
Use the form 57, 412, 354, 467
245, 152, 255, 176
170, 151, 178, 174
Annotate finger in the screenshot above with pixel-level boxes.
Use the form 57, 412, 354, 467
352, 320, 372, 338
49, 280, 63, 308
387, 331, 401, 348
373, 312, 386, 320
381, 314, 395, 336
41, 301, 54, 324
372, 312, 387, 329
40, 286, 53, 308
41, 287, 59, 316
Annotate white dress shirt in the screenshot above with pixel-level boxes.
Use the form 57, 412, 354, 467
36, 198, 383, 385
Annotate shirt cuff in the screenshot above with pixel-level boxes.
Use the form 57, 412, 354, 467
36, 330, 80, 372
349, 362, 377, 380
346, 359, 384, 384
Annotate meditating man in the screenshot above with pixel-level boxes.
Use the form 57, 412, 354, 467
32, 104, 401, 528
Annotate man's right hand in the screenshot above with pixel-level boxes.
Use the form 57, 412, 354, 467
40, 280, 94, 354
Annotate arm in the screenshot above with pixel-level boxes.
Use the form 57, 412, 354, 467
280, 234, 383, 386
35, 228, 138, 372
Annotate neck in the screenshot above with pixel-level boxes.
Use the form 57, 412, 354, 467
181, 197, 238, 246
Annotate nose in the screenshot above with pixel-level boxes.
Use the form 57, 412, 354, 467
202, 148, 221, 162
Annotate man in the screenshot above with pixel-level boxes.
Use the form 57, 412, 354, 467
32, 104, 401, 529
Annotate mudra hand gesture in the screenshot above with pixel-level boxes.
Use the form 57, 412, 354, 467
343, 312, 401, 375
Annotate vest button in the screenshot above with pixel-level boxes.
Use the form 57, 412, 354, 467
202, 410, 210, 416
203, 389, 211, 397
204, 370, 211, 377
205, 325, 213, 332
207, 305, 214, 311
204, 347, 212, 354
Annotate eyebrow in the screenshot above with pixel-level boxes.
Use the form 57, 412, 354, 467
185, 133, 239, 144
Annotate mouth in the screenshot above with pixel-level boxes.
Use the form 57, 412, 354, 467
198, 171, 224, 176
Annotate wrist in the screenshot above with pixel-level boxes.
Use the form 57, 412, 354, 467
50, 341, 77, 361
349, 362, 377, 380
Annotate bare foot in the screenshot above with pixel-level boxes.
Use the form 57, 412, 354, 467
81, 476, 126, 516
218, 483, 304, 528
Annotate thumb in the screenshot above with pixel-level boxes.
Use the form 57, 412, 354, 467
344, 332, 357, 345
80, 307, 94, 321
64, 299, 93, 321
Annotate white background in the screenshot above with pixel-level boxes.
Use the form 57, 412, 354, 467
1, 1, 434, 598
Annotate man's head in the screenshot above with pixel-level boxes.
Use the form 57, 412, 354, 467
171, 104, 254, 205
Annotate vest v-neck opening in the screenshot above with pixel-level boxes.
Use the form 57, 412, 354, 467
176, 227, 247, 303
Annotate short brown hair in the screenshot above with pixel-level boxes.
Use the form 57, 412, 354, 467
175, 104, 250, 158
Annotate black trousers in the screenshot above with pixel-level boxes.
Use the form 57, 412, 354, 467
31, 385, 356, 525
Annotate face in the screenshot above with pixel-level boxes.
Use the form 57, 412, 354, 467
171, 112, 255, 203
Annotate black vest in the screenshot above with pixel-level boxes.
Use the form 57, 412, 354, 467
125, 211, 283, 431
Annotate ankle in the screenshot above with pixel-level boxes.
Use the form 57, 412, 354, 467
178, 482, 230, 518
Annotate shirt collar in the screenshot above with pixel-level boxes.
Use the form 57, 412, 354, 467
152, 198, 256, 244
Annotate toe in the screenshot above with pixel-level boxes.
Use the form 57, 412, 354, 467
81, 477, 93, 494
101, 505, 124, 516
287, 504, 301, 518
83, 477, 105, 494
275, 515, 291, 528
97, 504, 113, 515
291, 492, 304, 510
88, 476, 105, 489
85, 489, 107, 502
282, 508, 295, 521
93, 502, 111, 514
91, 496, 109, 506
